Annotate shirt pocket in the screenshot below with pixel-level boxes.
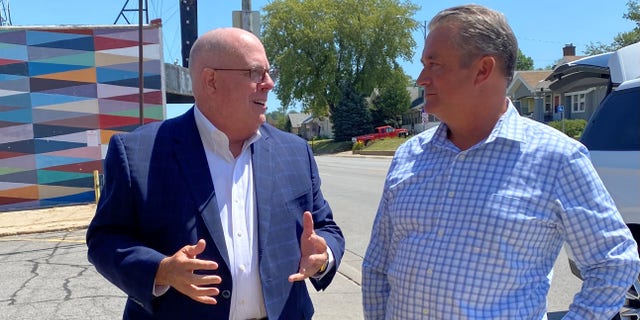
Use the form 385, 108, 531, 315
477, 193, 559, 259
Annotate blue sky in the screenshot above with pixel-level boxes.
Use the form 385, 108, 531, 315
6, 0, 636, 117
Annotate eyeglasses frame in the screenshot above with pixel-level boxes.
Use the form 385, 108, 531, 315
211, 66, 278, 83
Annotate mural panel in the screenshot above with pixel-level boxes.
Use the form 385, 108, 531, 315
0, 25, 164, 211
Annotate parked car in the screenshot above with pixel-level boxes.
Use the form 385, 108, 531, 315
351, 125, 409, 145
548, 42, 640, 320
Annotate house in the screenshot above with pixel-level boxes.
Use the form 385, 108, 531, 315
507, 70, 552, 120
288, 113, 310, 136
508, 43, 609, 123
287, 112, 333, 140
400, 85, 440, 133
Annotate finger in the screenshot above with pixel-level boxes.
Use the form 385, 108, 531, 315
190, 274, 222, 286
187, 258, 219, 271
178, 284, 220, 304
288, 272, 307, 282
189, 285, 220, 297
188, 286, 219, 305
302, 211, 314, 238
193, 295, 218, 305
184, 239, 207, 258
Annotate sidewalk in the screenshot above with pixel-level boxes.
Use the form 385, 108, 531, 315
0, 202, 365, 319
0, 203, 96, 237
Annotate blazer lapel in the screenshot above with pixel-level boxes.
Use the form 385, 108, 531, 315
173, 108, 230, 269
252, 127, 274, 255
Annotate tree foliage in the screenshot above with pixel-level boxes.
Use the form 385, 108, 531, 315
585, 0, 640, 55
331, 85, 373, 142
370, 69, 412, 127
261, 0, 419, 117
266, 110, 288, 131
515, 49, 534, 71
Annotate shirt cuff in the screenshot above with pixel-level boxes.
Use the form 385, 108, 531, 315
153, 282, 170, 297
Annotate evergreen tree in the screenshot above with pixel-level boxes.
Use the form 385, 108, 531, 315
370, 70, 412, 127
331, 85, 373, 142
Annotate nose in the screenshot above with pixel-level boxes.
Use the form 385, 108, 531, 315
416, 68, 430, 88
258, 73, 275, 91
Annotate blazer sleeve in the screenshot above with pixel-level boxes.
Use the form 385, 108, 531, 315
304, 144, 345, 291
86, 134, 165, 314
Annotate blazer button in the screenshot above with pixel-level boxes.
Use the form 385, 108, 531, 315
221, 290, 231, 299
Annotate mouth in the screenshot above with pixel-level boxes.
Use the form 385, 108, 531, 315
254, 99, 266, 106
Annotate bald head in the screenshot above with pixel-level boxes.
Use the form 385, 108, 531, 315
188, 28, 262, 79
187, 28, 272, 147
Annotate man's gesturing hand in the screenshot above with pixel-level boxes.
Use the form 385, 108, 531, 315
288, 211, 329, 282
155, 239, 221, 304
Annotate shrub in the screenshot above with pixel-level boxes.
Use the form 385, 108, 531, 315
547, 119, 587, 139
352, 141, 365, 152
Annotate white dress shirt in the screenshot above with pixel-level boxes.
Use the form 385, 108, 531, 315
194, 106, 266, 320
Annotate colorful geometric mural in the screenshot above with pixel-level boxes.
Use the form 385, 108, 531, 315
0, 25, 165, 211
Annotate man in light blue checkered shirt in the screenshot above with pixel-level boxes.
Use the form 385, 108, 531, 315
362, 4, 640, 319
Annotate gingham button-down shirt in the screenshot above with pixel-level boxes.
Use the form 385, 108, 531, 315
362, 102, 640, 319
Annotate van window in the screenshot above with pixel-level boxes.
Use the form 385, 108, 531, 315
580, 86, 640, 151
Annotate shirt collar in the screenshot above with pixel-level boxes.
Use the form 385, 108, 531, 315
193, 105, 262, 162
429, 99, 526, 150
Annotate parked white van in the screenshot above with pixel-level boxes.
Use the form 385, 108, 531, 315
548, 41, 640, 320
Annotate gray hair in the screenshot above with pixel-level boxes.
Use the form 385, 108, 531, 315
428, 4, 518, 82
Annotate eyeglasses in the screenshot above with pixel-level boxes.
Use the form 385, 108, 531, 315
212, 66, 279, 83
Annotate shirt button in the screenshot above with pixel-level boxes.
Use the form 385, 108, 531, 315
447, 191, 455, 197
459, 154, 466, 160
423, 308, 429, 315
437, 230, 444, 237
239, 264, 246, 272
221, 290, 231, 299
237, 232, 242, 237
426, 268, 433, 276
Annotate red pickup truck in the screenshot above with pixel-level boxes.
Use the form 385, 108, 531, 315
352, 125, 409, 145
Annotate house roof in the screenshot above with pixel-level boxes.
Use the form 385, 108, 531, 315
507, 70, 552, 99
514, 70, 553, 91
288, 113, 312, 128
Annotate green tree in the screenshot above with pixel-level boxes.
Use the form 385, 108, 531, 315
370, 69, 412, 127
515, 49, 534, 71
262, 0, 419, 117
585, 0, 640, 54
266, 110, 287, 130
331, 85, 373, 142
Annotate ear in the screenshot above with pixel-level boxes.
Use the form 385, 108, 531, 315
474, 56, 495, 85
200, 67, 217, 93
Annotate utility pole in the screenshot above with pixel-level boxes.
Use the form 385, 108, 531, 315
138, 0, 144, 125
233, 0, 260, 37
242, 0, 251, 31
179, 0, 198, 67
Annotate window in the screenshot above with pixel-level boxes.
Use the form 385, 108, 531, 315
567, 89, 591, 113
544, 94, 552, 113
581, 85, 640, 151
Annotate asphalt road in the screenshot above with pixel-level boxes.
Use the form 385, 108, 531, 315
0, 154, 582, 319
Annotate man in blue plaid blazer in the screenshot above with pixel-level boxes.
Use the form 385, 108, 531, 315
87, 27, 344, 320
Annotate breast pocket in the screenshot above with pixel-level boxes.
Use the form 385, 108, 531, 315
481, 194, 559, 257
